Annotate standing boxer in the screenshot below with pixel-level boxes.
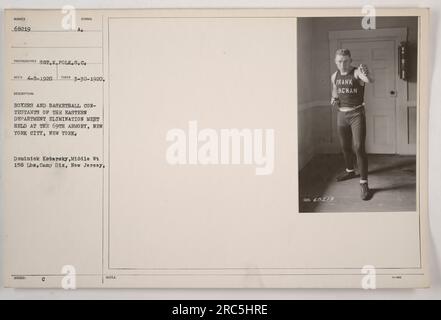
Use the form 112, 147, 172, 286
331, 48, 374, 200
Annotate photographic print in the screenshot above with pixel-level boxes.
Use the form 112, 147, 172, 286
297, 16, 419, 212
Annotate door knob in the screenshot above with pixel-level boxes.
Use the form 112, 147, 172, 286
390, 90, 396, 95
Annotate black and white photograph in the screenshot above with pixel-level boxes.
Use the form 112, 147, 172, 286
297, 16, 419, 212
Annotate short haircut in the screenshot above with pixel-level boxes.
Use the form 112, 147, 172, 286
335, 48, 351, 58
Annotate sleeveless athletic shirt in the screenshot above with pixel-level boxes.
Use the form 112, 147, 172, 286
334, 67, 365, 110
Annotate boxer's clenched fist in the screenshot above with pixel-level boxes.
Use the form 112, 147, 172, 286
358, 64, 369, 76
331, 97, 340, 107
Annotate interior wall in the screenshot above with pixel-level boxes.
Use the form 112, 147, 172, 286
297, 18, 315, 169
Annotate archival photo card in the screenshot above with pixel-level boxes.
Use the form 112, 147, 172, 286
2, 8, 430, 288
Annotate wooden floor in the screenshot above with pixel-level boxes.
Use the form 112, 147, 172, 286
299, 154, 416, 212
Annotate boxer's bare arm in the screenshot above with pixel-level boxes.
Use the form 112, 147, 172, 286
330, 72, 339, 106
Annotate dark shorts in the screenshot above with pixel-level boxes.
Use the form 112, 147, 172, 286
337, 106, 366, 127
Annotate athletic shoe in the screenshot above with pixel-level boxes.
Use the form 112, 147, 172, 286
360, 182, 370, 200
336, 170, 356, 182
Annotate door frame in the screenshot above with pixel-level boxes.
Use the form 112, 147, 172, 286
328, 28, 412, 155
